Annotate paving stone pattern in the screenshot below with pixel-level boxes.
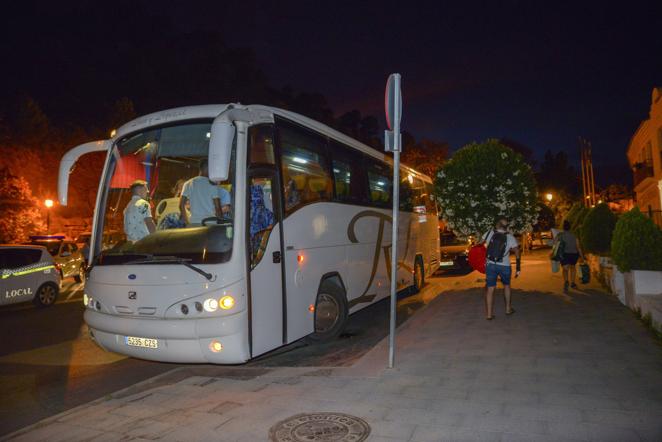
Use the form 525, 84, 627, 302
4, 280, 662, 441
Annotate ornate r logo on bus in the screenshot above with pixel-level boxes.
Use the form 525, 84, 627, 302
347, 210, 414, 301
128, 291, 137, 300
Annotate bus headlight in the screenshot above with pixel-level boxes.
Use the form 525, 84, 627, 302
219, 295, 235, 310
203, 298, 218, 312
83, 293, 89, 306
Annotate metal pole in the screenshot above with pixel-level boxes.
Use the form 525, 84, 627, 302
588, 142, 596, 205
47, 210, 50, 233
580, 138, 588, 207
388, 74, 401, 369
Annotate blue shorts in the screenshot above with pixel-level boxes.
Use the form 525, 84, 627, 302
486, 263, 511, 287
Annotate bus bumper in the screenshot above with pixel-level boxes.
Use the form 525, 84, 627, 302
84, 309, 250, 364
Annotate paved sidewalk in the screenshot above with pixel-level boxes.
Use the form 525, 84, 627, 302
4, 259, 662, 441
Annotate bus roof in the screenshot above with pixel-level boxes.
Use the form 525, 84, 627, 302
116, 104, 433, 183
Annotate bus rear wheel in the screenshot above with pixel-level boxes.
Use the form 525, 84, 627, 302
413, 256, 425, 293
306, 282, 348, 343
33, 282, 59, 308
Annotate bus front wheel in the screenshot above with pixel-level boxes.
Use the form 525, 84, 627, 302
306, 281, 348, 343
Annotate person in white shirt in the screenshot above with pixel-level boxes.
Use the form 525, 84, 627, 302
481, 216, 521, 320
179, 159, 231, 225
123, 180, 156, 242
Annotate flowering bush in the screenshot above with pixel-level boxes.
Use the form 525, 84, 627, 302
434, 139, 538, 237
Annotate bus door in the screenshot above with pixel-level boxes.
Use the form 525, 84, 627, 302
247, 169, 285, 356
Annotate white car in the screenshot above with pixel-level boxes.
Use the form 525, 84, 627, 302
0, 245, 61, 307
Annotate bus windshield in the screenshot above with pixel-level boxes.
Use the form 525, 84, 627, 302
95, 121, 236, 265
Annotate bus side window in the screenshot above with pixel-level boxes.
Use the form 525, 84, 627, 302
329, 141, 367, 204
332, 159, 352, 201
248, 125, 275, 166
424, 182, 437, 215
410, 175, 426, 213
399, 169, 414, 212
366, 160, 392, 207
277, 120, 332, 214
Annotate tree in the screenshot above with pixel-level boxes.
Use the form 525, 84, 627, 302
534, 203, 556, 232
13, 96, 50, 148
334, 110, 383, 149
499, 138, 536, 167
563, 202, 583, 227
536, 150, 579, 196
0, 167, 45, 242
434, 139, 539, 238
599, 184, 631, 203
401, 139, 449, 178
107, 97, 137, 132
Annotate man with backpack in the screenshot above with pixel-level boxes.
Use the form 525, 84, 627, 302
481, 216, 521, 320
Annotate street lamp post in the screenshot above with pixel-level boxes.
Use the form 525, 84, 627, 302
44, 199, 54, 232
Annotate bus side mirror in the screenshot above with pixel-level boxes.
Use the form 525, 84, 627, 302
58, 140, 109, 206
208, 120, 235, 182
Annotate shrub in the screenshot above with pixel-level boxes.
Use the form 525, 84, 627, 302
580, 203, 618, 255
611, 207, 662, 272
563, 202, 582, 227
434, 139, 538, 238
571, 206, 590, 236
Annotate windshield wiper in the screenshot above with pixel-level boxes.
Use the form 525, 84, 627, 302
124, 255, 214, 281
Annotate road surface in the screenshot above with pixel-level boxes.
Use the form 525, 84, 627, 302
0, 265, 476, 436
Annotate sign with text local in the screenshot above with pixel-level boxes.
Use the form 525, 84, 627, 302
384, 73, 402, 152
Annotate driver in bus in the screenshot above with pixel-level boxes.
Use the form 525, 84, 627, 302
179, 159, 231, 225
123, 180, 156, 242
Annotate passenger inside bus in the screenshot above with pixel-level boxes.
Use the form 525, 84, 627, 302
123, 180, 156, 242
284, 177, 300, 211
156, 179, 189, 230
179, 159, 231, 225
249, 184, 275, 266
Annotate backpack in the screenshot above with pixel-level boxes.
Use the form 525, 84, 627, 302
486, 230, 508, 262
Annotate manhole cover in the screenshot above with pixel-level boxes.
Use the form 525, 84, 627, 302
269, 412, 370, 442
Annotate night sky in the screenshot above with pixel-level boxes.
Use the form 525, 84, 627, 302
4, 1, 662, 185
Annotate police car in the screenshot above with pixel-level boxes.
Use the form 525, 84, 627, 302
0, 245, 60, 307
27, 235, 86, 283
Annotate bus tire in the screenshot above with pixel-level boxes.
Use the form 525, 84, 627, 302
306, 278, 348, 343
413, 256, 425, 293
33, 282, 59, 308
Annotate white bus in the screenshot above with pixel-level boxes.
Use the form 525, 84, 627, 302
58, 104, 440, 363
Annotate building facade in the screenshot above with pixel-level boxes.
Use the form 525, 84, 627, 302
627, 87, 662, 226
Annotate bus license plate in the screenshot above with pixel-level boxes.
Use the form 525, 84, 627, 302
125, 336, 158, 349
440, 261, 454, 266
